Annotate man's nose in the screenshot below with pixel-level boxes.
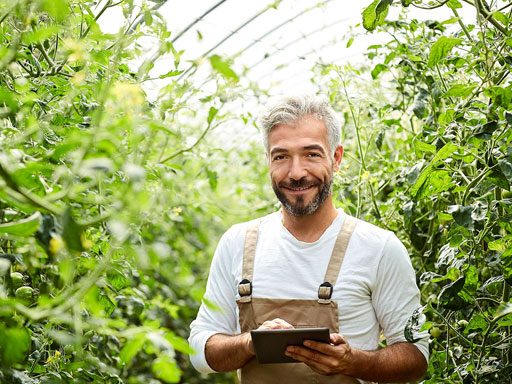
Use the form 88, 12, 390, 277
288, 158, 307, 180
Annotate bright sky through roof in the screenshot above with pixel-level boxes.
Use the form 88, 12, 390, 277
100, 0, 476, 96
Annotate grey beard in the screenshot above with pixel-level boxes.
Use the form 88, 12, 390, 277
272, 176, 333, 217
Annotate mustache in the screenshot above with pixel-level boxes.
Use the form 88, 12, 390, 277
278, 178, 319, 189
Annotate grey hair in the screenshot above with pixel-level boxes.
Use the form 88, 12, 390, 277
258, 94, 341, 157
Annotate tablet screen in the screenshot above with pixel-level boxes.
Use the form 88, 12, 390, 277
250, 327, 330, 364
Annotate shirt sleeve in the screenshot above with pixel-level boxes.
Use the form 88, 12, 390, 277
371, 233, 430, 363
188, 226, 242, 373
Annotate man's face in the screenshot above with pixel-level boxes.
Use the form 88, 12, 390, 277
267, 116, 342, 216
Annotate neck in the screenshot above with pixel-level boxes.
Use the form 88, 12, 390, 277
281, 195, 339, 242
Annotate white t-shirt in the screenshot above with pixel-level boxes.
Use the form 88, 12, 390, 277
189, 209, 429, 376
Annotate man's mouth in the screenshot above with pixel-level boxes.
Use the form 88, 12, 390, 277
282, 184, 316, 192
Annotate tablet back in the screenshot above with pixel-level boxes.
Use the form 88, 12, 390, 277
250, 327, 330, 364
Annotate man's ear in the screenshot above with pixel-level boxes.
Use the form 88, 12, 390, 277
333, 145, 343, 172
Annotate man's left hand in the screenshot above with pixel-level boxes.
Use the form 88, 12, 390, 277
285, 333, 354, 376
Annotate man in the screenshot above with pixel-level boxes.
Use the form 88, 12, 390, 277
189, 95, 428, 383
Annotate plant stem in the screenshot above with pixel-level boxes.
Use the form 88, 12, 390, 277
341, 77, 381, 219
452, 7, 474, 42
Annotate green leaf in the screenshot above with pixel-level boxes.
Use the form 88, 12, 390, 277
413, 140, 436, 153
463, 265, 479, 294
23, 25, 60, 44
439, 276, 465, 303
152, 355, 181, 383
362, 0, 390, 32
0, 327, 31, 367
209, 55, 238, 82
165, 333, 195, 354
498, 159, 512, 181
0, 212, 41, 237
39, 0, 70, 22
120, 334, 146, 364
144, 11, 153, 26
84, 286, 116, 317
159, 70, 184, 79
447, 0, 462, 9
474, 121, 498, 140
401, 0, 413, 6
107, 270, 131, 291
207, 106, 218, 125
493, 11, 508, 26
448, 205, 474, 230
371, 63, 388, 80
431, 143, 457, 164
428, 36, 462, 67
412, 88, 428, 118
404, 305, 426, 343
495, 303, 512, 319
443, 84, 476, 98
465, 313, 487, 334
410, 166, 454, 200
61, 209, 83, 252
346, 37, 354, 48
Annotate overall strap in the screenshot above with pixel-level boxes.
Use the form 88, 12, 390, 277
318, 215, 357, 304
238, 220, 260, 303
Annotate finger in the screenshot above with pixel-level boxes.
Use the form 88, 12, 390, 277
330, 333, 347, 345
303, 339, 336, 355
259, 319, 294, 330
285, 346, 336, 373
274, 318, 294, 329
286, 345, 329, 364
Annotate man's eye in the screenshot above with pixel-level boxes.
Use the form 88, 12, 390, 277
273, 155, 285, 161
307, 152, 321, 157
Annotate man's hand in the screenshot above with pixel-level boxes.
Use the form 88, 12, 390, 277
205, 318, 293, 372
258, 318, 294, 330
285, 333, 352, 375
285, 334, 427, 382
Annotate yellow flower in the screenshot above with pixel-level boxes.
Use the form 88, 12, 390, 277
81, 233, 93, 249
71, 71, 86, 85
45, 350, 61, 363
49, 237, 64, 255
370, 177, 377, 183
172, 207, 182, 216
63, 38, 86, 63
361, 170, 370, 180
110, 83, 145, 108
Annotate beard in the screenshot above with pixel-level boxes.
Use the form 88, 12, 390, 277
272, 172, 333, 217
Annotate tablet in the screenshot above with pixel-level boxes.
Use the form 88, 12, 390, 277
250, 327, 330, 364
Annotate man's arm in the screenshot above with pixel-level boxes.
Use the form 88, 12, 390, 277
285, 333, 427, 382
205, 318, 294, 372
205, 333, 254, 372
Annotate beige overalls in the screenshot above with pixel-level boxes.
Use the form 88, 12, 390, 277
236, 215, 372, 384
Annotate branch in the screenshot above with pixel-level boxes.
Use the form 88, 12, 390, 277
0, 163, 63, 215
159, 121, 216, 164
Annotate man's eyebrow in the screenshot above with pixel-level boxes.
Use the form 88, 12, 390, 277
303, 144, 326, 154
270, 147, 289, 156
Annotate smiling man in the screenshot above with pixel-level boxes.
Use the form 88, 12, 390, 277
188, 95, 429, 383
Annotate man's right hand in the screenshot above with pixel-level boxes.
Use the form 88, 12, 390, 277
258, 318, 294, 330
247, 318, 294, 354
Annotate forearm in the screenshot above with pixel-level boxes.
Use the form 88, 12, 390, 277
347, 342, 427, 383
205, 332, 255, 372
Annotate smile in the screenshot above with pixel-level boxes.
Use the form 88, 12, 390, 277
283, 185, 315, 192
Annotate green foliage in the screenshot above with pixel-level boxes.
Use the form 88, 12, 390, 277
2, 0, 512, 383
0, 0, 270, 383
324, 1, 512, 382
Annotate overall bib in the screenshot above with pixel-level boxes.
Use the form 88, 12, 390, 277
237, 216, 371, 384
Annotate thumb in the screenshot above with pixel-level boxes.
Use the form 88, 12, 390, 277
330, 333, 347, 345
